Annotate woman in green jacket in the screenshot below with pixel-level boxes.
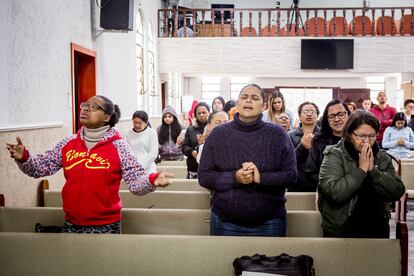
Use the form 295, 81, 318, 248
318, 110, 405, 238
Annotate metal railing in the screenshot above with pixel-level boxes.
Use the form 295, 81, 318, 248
158, 6, 414, 37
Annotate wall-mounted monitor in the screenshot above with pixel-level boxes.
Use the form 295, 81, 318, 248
301, 39, 354, 69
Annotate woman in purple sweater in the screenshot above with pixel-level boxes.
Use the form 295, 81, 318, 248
198, 84, 297, 237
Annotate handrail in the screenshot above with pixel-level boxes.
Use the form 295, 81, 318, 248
158, 6, 414, 37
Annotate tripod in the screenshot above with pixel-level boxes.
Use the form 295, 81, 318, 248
288, 2, 304, 34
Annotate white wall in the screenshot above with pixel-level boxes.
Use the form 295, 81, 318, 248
92, 0, 162, 120
159, 37, 414, 75
1, 0, 92, 128
0, 1, 8, 125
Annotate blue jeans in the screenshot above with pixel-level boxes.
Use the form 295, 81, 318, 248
210, 211, 286, 237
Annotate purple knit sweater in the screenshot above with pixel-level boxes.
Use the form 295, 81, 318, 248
198, 113, 298, 225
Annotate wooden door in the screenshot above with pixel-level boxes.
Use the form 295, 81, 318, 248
71, 43, 96, 133
334, 88, 370, 109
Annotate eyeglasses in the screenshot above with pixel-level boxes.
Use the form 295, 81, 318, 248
327, 111, 347, 120
302, 110, 317, 115
353, 132, 377, 140
80, 102, 105, 112
278, 116, 290, 121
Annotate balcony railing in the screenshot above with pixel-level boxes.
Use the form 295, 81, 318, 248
158, 7, 414, 37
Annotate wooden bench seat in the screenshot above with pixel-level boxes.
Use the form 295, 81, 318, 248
0, 207, 323, 237
0, 225, 407, 276
42, 189, 317, 211
120, 179, 206, 191
156, 165, 187, 178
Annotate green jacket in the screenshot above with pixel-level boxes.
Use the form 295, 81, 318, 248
318, 140, 405, 237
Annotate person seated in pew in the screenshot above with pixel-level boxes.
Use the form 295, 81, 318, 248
288, 102, 320, 192
198, 84, 297, 237
6, 95, 172, 234
125, 111, 158, 173
306, 99, 350, 190
196, 110, 229, 163
382, 112, 414, 159
318, 110, 405, 238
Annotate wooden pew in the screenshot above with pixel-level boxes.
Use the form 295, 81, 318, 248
156, 165, 187, 179
158, 159, 186, 166
43, 190, 211, 209
120, 179, 206, 191
42, 189, 317, 211
0, 207, 322, 237
0, 223, 407, 276
396, 162, 414, 221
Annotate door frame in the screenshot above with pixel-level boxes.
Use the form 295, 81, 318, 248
70, 43, 97, 133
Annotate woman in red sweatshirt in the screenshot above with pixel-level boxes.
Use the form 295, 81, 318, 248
6, 95, 172, 233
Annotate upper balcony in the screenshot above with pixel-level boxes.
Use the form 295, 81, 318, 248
158, 6, 414, 38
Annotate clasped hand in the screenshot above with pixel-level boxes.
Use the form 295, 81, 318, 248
235, 162, 260, 185
358, 143, 374, 173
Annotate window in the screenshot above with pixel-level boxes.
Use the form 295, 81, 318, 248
279, 88, 333, 119
230, 77, 249, 99
135, 10, 144, 109
148, 22, 155, 96
168, 73, 181, 112
201, 77, 221, 103
366, 76, 385, 100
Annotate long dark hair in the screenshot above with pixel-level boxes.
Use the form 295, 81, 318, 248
158, 113, 182, 144
391, 112, 408, 128
316, 99, 350, 139
96, 95, 121, 127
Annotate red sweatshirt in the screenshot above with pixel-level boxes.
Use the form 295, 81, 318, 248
18, 128, 156, 226
369, 105, 397, 144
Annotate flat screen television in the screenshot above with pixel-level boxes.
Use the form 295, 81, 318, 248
301, 39, 354, 69
211, 4, 234, 23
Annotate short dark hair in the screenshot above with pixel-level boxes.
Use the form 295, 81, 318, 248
194, 102, 210, 118
132, 110, 151, 127
239, 84, 265, 102
223, 100, 236, 114
297, 101, 320, 117
342, 110, 380, 142
96, 95, 121, 127
391, 112, 408, 127
404, 99, 414, 108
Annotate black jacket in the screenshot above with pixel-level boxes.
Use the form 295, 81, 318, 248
288, 125, 320, 192
305, 133, 341, 189
182, 125, 204, 173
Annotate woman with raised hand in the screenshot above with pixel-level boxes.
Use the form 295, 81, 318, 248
125, 111, 158, 173
198, 84, 297, 237
318, 110, 405, 238
6, 95, 172, 234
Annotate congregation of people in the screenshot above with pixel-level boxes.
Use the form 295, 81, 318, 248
6, 87, 413, 238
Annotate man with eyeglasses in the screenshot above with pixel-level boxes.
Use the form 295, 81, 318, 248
369, 91, 397, 147
288, 102, 320, 192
